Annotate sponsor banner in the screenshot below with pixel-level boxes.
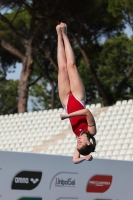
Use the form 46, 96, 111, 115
49, 172, 78, 189
1, 151, 133, 199
86, 175, 112, 193
18, 198, 42, 200
11, 171, 42, 190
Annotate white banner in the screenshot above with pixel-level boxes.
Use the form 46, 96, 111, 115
0, 151, 132, 200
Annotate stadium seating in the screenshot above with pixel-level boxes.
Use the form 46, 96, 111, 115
0, 100, 133, 161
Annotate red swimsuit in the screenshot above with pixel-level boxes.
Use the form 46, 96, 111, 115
66, 92, 88, 137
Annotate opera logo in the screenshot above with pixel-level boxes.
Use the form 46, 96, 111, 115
86, 175, 112, 193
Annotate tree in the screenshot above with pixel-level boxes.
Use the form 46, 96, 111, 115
108, 0, 133, 31
31, 34, 133, 109
0, 10, 34, 112
97, 33, 133, 104
66, 0, 124, 105
0, 79, 18, 114
0, 1, 50, 113
0, 0, 126, 112
32, 0, 124, 107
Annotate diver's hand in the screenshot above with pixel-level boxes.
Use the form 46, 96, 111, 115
60, 113, 68, 120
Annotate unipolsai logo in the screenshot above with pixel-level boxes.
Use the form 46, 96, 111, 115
55, 177, 75, 187
49, 172, 78, 189
11, 171, 42, 190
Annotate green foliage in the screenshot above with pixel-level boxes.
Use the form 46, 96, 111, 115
0, 0, 133, 112
0, 9, 32, 51
29, 78, 49, 110
0, 79, 18, 114
29, 78, 61, 110
107, 0, 133, 27
98, 33, 133, 103
108, 0, 133, 15
78, 59, 102, 104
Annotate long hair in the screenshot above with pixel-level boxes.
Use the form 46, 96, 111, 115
77, 131, 96, 156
